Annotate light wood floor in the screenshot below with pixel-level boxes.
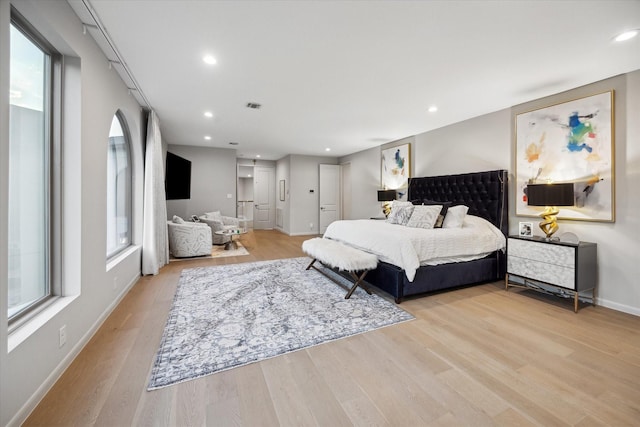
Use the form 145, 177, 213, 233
25, 230, 640, 426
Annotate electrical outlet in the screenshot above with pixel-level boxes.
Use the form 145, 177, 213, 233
309, 222, 313, 229
59, 325, 67, 348
227, 193, 232, 199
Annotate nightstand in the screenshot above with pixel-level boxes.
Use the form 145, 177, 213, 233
505, 236, 597, 312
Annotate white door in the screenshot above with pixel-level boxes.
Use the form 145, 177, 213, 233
253, 166, 275, 229
319, 164, 341, 234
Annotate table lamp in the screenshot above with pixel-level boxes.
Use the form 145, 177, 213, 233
527, 183, 574, 240
377, 190, 396, 217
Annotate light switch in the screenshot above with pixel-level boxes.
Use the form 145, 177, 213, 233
227, 193, 232, 198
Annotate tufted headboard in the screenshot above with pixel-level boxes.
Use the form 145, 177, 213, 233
407, 169, 508, 236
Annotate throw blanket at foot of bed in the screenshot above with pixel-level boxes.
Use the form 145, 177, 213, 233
302, 237, 378, 299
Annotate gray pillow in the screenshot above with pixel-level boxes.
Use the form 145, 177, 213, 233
406, 205, 442, 229
423, 200, 452, 228
387, 203, 414, 225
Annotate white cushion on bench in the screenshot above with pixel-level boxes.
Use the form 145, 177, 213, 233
302, 237, 378, 271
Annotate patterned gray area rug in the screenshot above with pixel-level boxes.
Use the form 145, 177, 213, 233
148, 257, 414, 390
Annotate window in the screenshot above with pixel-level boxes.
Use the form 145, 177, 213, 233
8, 16, 56, 321
106, 112, 132, 258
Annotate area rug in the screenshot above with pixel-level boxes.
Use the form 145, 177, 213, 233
169, 241, 249, 262
147, 257, 414, 390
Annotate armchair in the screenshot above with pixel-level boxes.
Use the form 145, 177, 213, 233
199, 211, 241, 245
167, 217, 212, 257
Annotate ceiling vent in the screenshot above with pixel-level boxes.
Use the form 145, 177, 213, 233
246, 102, 262, 109
229, 142, 239, 146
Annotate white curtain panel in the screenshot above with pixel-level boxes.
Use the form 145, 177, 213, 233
142, 110, 169, 275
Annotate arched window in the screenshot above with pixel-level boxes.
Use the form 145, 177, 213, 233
106, 112, 132, 258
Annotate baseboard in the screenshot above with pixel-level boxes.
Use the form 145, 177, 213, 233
289, 231, 319, 236
596, 297, 640, 317
10, 273, 140, 427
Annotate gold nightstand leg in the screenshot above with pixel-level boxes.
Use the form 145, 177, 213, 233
505, 273, 509, 291
574, 291, 579, 313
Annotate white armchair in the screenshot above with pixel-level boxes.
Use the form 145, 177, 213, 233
167, 217, 212, 257
199, 211, 240, 245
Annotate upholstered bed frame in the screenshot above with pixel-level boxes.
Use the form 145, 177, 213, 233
364, 169, 509, 303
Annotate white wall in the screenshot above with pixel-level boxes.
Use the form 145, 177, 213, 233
165, 145, 237, 219
1, 1, 145, 425
342, 70, 640, 316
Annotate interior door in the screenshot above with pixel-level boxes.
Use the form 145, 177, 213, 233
319, 164, 341, 234
253, 166, 275, 229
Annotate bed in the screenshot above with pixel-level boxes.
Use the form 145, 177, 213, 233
324, 169, 508, 303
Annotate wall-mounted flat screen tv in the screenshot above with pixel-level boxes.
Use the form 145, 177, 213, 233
165, 152, 191, 200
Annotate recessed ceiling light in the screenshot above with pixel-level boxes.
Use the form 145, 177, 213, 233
204, 111, 213, 118
248, 174, 252, 178
428, 106, 438, 113
203, 55, 217, 65
325, 148, 331, 152
204, 136, 211, 140
614, 30, 638, 42
256, 154, 261, 158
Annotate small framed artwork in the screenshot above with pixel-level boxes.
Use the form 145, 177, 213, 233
519, 222, 533, 237
279, 179, 285, 201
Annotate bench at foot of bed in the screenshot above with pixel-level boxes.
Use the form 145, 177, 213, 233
301, 237, 378, 299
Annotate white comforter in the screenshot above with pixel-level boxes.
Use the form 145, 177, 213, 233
323, 215, 506, 282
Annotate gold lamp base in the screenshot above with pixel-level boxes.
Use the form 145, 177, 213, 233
382, 202, 392, 217
538, 206, 560, 239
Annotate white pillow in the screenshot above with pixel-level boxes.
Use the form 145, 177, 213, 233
172, 215, 185, 224
406, 205, 442, 229
204, 211, 222, 222
442, 205, 469, 228
386, 201, 414, 225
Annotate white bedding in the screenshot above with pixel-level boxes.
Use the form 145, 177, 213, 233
322, 215, 506, 282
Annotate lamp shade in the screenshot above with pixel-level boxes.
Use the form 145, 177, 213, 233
377, 189, 396, 202
527, 183, 574, 207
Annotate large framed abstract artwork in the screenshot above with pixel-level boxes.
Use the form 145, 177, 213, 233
381, 143, 411, 196
515, 91, 615, 222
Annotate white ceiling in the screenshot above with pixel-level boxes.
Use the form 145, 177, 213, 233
70, 0, 640, 160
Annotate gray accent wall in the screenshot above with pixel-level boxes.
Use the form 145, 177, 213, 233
414, 109, 511, 176
279, 155, 338, 235
339, 146, 382, 220
165, 145, 237, 219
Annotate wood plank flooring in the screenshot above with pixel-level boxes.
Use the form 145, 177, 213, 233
25, 230, 640, 426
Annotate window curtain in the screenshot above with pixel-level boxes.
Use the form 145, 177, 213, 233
142, 110, 169, 275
